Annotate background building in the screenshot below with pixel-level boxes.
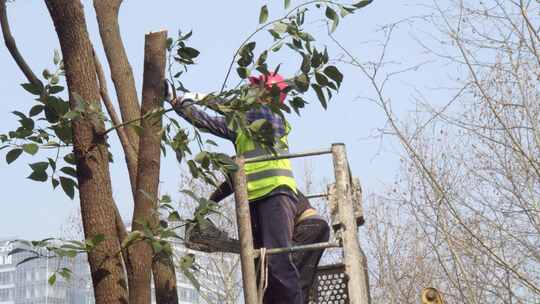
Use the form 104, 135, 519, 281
0, 238, 234, 304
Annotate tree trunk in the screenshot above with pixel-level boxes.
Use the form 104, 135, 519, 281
93, 0, 141, 186
128, 30, 174, 304
44, 1, 128, 303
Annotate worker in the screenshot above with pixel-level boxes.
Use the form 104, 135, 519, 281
166, 72, 306, 303
208, 180, 330, 303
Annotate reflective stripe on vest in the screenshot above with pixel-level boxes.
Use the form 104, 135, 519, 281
246, 168, 294, 182
235, 121, 297, 200
242, 146, 289, 158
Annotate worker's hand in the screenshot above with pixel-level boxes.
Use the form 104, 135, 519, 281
163, 79, 183, 108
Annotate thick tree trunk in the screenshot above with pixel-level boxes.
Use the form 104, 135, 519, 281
44, 1, 128, 304
93, 0, 141, 187
128, 30, 172, 304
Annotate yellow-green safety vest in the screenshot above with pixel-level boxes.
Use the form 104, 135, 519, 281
235, 125, 297, 201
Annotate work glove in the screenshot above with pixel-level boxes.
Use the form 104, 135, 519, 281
164, 79, 208, 108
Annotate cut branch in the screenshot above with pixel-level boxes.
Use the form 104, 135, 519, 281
128, 30, 174, 304
0, 0, 43, 89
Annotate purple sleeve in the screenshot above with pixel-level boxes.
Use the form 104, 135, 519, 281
173, 103, 236, 141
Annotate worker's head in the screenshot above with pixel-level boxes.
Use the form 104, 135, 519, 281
248, 72, 288, 104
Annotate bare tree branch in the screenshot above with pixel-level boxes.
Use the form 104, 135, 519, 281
93, 0, 141, 155
92, 48, 138, 197
0, 0, 43, 89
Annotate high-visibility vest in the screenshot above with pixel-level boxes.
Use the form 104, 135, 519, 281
235, 124, 297, 201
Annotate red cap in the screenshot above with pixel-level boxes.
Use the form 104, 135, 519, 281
248, 72, 288, 103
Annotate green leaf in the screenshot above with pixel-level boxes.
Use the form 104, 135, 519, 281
168, 211, 181, 222
64, 153, 76, 165
249, 118, 268, 132
194, 151, 209, 163
60, 166, 77, 178
205, 139, 218, 146
268, 29, 281, 40
19, 117, 35, 131
294, 74, 310, 92
259, 5, 269, 24
178, 47, 200, 59
23, 143, 39, 155
151, 241, 163, 253
272, 42, 284, 52
92, 234, 105, 245
48, 273, 56, 286
180, 254, 200, 290
161, 194, 172, 204
292, 38, 302, 49
29, 105, 44, 117
353, 0, 373, 8
21, 83, 42, 95
311, 49, 323, 68
12, 111, 27, 120
121, 231, 144, 249
236, 67, 250, 79
49, 86, 64, 94
290, 96, 307, 115
58, 268, 72, 280
325, 6, 338, 20
47, 158, 56, 171
241, 41, 256, 54
322, 47, 329, 64
30, 162, 49, 172
299, 32, 315, 42
323, 65, 343, 87
53, 125, 73, 144
53, 49, 61, 65
311, 84, 327, 109
43, 69, 52, 79
257, 50, 268, 66
51, 177, 59, 189
6, 148, 23, 164
301, 54, 311, 74
315, 72, 329, 86
273, 22, 288, 33
166, 37, 174, 50
63, 111, 80, 120
28, 170, 47, 182
340, 6, 354, 17
325, 6, 339, 32
60, 177, 76, 200
284, 0, 291, 9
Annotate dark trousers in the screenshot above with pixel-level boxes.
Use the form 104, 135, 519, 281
292, 217, 330, 303
250, 194, 303, 304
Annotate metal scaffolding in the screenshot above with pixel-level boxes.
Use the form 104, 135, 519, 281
232, 143, 371, 304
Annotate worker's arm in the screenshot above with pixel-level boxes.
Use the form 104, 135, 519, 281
172, 98, 236, 141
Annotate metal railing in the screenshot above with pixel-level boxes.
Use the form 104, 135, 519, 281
233, 143, 370, 304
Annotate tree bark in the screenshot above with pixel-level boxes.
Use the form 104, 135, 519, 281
128, 30, 173, 304
152, 252, 179, 304
93, 50, 138, 198
44, 1, 128, 304
93, 0, 141, 159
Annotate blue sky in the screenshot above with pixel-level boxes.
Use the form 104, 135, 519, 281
0, 1, 448, 239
